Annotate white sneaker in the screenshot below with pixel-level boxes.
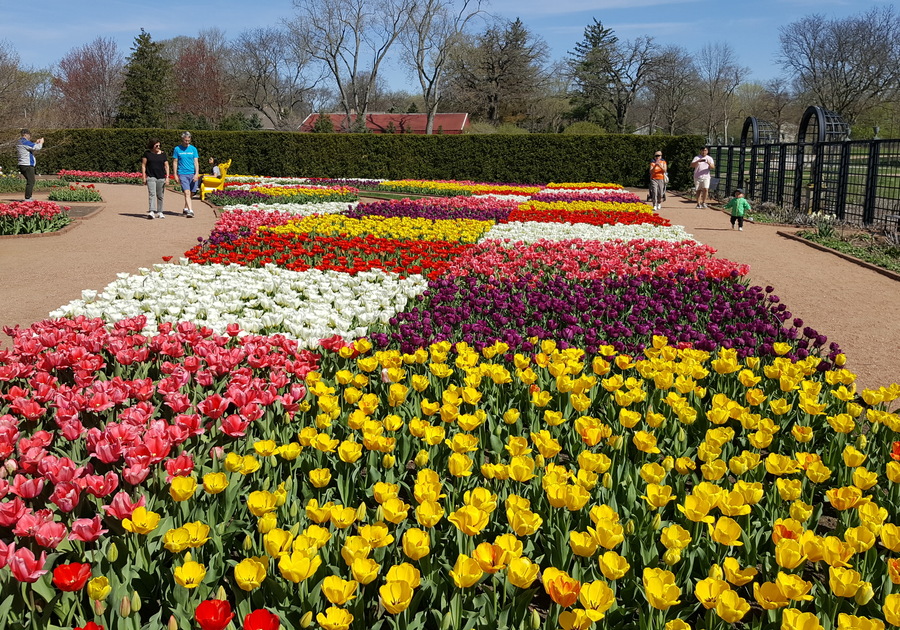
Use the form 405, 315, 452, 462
739, 227, 743, 231
148, 213, 155, 220
186, 209, 194, 218
156, 212, 165, 219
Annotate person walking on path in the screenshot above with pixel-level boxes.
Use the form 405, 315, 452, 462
16, 129, 44, 201
172, 131, 200, 218
648, 150, 668, 211
691, 147, 715, 208
724, 188, 750, 231
141, 138, 170, 220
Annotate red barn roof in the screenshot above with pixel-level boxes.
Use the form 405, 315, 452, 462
300, 112, 469, 134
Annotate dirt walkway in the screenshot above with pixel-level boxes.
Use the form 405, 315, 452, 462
0, 183, 217, 346
1, 183, 897, 390
652, 192, 900, 390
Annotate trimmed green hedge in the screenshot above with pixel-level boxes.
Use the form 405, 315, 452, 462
1, 129, 704, 189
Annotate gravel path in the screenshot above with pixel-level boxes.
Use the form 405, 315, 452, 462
1, 183, 897, 390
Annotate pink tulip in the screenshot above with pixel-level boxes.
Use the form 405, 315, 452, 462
0, 497, 28, 526
9, 547, 48, 583
83, 472, 119, 497
122, 464, 151, 486
35, 521, 67, 548
10, 474, 44, 499
69, 515, 108, 542
101, 491, 145, 520
219, 415, 250, 437
49, 481, 82, 513
164, 453, 194, 483
198, 394, 231, 420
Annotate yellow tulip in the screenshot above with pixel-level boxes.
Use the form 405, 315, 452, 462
709, 517, 744, 546
316, 606, 353, 630
753, 582, 789, 610
415, 500, 445, 528
775, 539, 806, 569
309, 468, 331, 488
506, 556, 539, 589
641, 484, 676, 509
579, 580, 614, 614
660, 524, 692, 550
448, 506, 489, 536
449, 554, 483, 588
598, 551, 630, 580
234, 557, 267, 591
174, 560, 206, 589
122, 507, 160, 535
247, 491, 278, 517
881, 523, 900, 552
278, 551, 321, 583
263, 529, 294, 558
569, 531, 599, 557
321, 575, 358, 605
884, 593, 900, 627
695, 577, 730, 609
163, 527, 190, 553
715, 590, 750, 623
643, 567, 681, 610
202, 472, 228, 494
836, 613, 886, 630
385, 563, 421, 589
401, 528, 430, 561
543, 567, 581, 607
722, 557, 756, 586
829, 567, 862, 598
379, 581, 414, 614
350, 558, 380, 585
87, 576, 111, 601
775, 572, 813, 602
781, 608, 823, 630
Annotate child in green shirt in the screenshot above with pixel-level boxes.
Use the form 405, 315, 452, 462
724, 189, 751, 231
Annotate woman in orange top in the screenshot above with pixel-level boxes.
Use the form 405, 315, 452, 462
648, 151, 667, 211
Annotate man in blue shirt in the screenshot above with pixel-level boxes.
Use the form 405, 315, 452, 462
16, 129, 45, 201
172, 131, 200, 218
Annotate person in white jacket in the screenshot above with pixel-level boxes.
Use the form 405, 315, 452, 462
16, 129, 44, 201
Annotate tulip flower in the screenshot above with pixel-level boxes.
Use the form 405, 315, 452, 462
317, 607, 353, 630
53, 563, 92, 591
87, 576, 111, 601
543, 567, 581, 607
449, 554, 483, 588
884, 594, 900, 627
122, 507, 160, 535
9, 547, 48, 583
781, 608, 824, 630
643, 568, 681, 610
321, 575, 358, 605
379, 580, 414, 614
278, 551, 321, 583
243, 609, 279, 630
234, 558, 267, 591
507, 556, 539, 589
695, 577, 729, 609
715, 590, 750, 623
579, 580, 614, 615
195, 600, 234, 630
351, 558, 380, 584
202, 472, 229, 494
169, 476, 198, 501
174, 560, 207, 589
385, 563, 421, 589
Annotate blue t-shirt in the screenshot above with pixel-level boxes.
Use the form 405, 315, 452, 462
172, 144, 200, 175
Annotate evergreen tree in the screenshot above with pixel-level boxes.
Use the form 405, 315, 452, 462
311, 112, 335, 133
567, 19, 617, 126
116, 30, 173, 128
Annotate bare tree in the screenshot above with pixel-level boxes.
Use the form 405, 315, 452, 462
400, 0, 485, 134
165, 32, 231, 126
0, 40, 31, 126
778, 7, 900, 124
445, 18, 548, 125
292, 0, 415, 131
227, 27, 322, 130
644, 44, 696, 134
52, 38, 123, 128
604, 36, 654, 133
695, 42, 749, 143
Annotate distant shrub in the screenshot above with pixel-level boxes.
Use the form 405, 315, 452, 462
563, 121, 606, 135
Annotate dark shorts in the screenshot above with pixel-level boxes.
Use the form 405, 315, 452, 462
178, 174, 199, 192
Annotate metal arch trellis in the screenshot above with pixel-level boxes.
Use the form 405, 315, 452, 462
793, 106, 852, 212
737, 117, 783, 199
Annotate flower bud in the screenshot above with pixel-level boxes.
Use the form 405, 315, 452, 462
216, 586, 227, 601
243, 535, 254, 551
383, 454, 395, 468
624, 520, 635, 535
602, 473, 612, 489
855, 581, 874, 605
289, 501, 299, 520
106, 542, 119, 563
530, 609, 542, 630
4, 459, 17, 475
441, 612, 453, 630
118, 596, 131, 618
856, 434, 867, 450
168, 615, 179, 630
661, 456, 674, 471
677, 428, 687, 442
131, 591, 141, 613
300, 611, 314, 627
262, 477, 271, 491
93, 600, 106, 616
662, 548, 682, 566
708, 563, 724, 581
356, 503, 367, 522
415, 450, 430, 467
209, 446, 224, 461
652, 513, 662, 530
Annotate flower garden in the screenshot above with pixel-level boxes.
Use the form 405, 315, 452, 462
2, 176, 900, 630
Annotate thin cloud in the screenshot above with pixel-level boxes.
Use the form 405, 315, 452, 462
489, 0, 696, 16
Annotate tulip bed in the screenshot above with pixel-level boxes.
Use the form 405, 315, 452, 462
2, 178, 900, 630
205, 186, 360, 208
0, 200, 71, 235
57, 171, 143, 185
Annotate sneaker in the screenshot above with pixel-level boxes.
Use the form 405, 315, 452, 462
156, 212, 165, 219
24, 198, 32, 202
739, 227, 743, 231
182, 208, 190, 216
695, 204, 702, 209
186, 210, 194, 218
148, 213, 155, 220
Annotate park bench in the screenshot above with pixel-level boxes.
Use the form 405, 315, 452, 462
200, 159, 232, 201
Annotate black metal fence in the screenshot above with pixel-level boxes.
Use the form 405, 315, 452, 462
708, 140, 900, 228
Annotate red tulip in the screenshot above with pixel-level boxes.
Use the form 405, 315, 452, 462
75, 623, 104, 630
244, 609, 279, 630
195, 600, 234, 630
53, 562, 92, 591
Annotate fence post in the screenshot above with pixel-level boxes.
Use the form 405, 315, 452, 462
835, 142, 850, 221
863, 141, 880, 225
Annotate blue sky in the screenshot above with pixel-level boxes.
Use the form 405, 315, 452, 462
1, 0, 885, 90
